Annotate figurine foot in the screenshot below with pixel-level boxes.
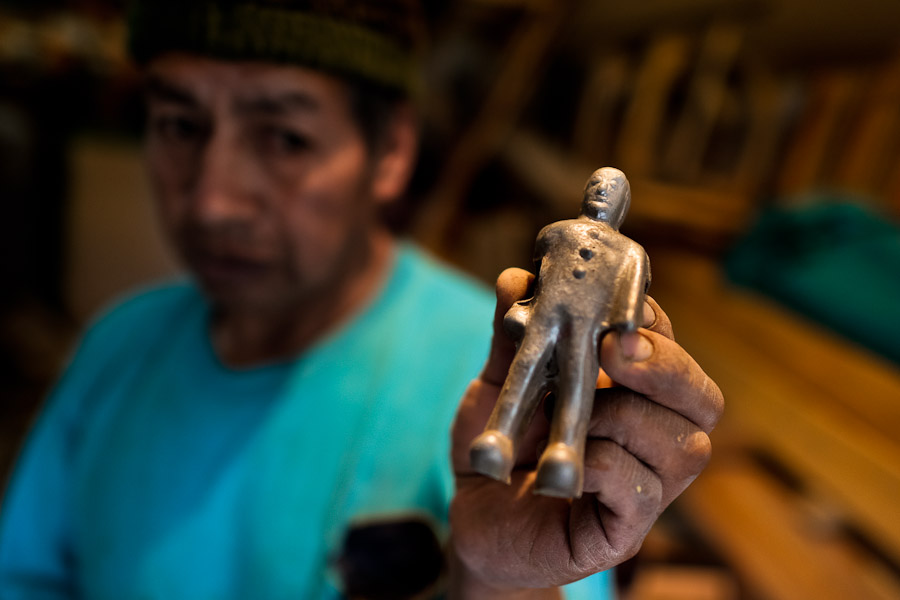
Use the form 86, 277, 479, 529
535, 443, 582, 498
469, 430, 514, 484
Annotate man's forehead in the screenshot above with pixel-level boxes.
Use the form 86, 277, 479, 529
145, 53, 346, 110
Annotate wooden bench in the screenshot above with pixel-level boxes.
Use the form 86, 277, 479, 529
647, 250, 900, 600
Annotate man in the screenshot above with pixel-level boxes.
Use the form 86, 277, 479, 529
0, 1, 723, 599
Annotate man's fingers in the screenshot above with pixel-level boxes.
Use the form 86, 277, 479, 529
600, 330, 724, 434
455, 268, 544, 477
588, 387, 712, 505
496, 267, 534, 312
573, 439, 662, 566
582, 440, 662, 515
643, 296, 674, 340
481, 268, 534, 386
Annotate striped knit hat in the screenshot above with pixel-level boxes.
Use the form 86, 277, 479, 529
128, 0, 425, 96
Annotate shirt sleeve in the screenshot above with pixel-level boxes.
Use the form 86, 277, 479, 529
563, 568, 615, 599
0, 384, 79, 599
0, 283, 188, 598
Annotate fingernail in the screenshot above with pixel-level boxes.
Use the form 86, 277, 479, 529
642, 302, 656, 328
619, 331, 653, 362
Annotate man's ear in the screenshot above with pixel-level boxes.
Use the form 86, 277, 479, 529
371, 103, 419, 204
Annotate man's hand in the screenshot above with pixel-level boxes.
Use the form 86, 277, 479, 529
448, 268, 724, 598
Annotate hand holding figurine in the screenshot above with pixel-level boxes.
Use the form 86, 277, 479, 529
449, 168, 724, 596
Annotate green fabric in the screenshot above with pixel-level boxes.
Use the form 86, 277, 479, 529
128, 2, 420, 95
725, 200, 900, 365
0, 242, 613, 598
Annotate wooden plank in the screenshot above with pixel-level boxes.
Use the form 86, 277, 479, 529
732, 62, 786, 198
705, 288, 900, 430
650, 253, 900, 442
572, 52, 631, 161
616, 33, 691, 178
501, 132, 754, 240
776, 71, 861, 197
626, 180, 752, 239
680, 458, 900, 600
661, 22, 744, 181
889, 151, 900, 219
835, 53, 900, 201
650, 253, 900, 567
628, 566, 738, 600
413, 1, 569, 252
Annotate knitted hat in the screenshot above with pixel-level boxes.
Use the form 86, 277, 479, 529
127, 0, 425, 96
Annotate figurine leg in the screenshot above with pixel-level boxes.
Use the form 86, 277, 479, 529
469, 328, 554, 483
535, 330, 598, 498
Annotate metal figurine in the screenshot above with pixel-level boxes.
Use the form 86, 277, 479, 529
469, 167, 650, 498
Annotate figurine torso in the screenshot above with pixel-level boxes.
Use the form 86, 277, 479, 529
529, 217, 649, 330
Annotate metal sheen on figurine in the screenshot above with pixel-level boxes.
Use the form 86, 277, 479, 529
469, 167, 651, 499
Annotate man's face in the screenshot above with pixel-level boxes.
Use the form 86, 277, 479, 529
144, 54, 393, 313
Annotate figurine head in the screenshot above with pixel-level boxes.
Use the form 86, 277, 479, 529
581, 167, 631, 228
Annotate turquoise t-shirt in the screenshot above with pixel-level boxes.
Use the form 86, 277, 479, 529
0, 244, 611, 599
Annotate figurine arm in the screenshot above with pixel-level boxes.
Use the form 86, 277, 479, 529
503, 301, 531, 344
610, 246, 651, 331
498, 225, 559, 345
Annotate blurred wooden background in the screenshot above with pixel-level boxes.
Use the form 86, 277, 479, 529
1, 1, 899, 598
411, 3, 900, 599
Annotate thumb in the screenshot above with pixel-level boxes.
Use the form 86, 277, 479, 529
480, 267, 535, 386
453, 268, 534, 474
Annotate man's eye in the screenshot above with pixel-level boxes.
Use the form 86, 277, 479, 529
152, 114, 205, 142
260, 126, 311, 155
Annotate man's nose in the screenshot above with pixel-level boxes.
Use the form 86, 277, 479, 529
190, 133, 257, 224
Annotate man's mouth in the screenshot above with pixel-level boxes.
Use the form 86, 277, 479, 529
188, 251, 271, 289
